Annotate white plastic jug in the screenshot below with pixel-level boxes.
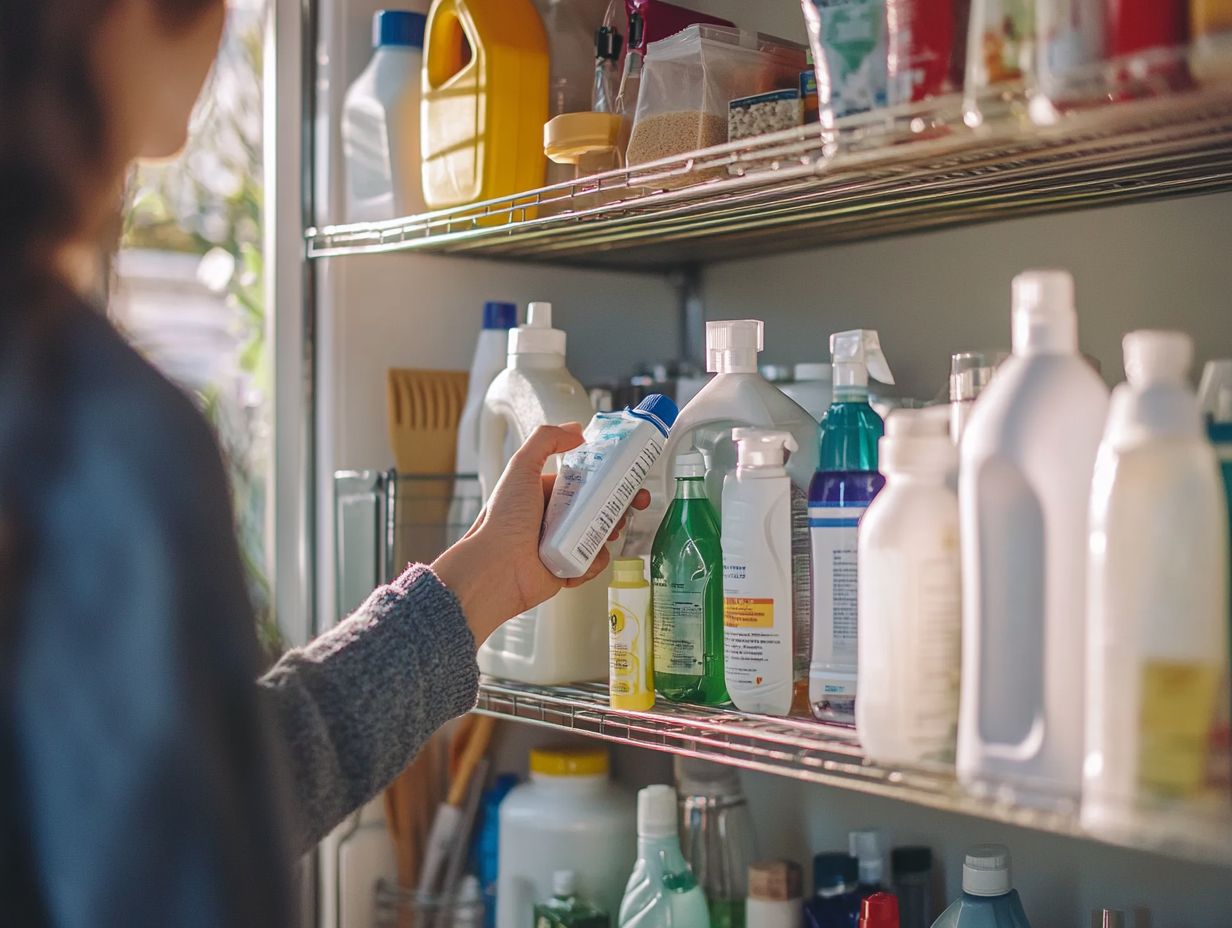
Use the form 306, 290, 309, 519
957, 270, 1110, 803
477, 302, 607, 684
1083, 330, 1232, 847
342, 11, 427, 222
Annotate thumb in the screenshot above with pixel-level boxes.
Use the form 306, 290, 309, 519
511, 423, 585, 475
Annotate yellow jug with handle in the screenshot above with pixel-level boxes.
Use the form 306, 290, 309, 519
422, 0, 549, 212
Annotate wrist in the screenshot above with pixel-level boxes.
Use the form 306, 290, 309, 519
432, 530, 503, 645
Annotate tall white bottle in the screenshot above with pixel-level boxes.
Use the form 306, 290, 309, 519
957, 270, 1110, 803
1083, 330, 1232, 847
342, 11, 427, 222
478, 302, 607, 684
857, 407, 962, 766
722, 429, 798, 717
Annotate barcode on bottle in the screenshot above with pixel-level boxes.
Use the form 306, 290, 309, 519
573, 443, 661, 565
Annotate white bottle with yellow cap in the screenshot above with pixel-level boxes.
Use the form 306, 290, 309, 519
609, 557, 655, 711
722, 428, 799, 717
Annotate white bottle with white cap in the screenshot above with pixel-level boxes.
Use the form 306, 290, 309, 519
478, 302, 607, 684
1083, 330, 1231, 848
619, 786, 711, 928
957, 270, 1110, 804
931, 845, 1031, 927
629, 322, 819, 708
857, 407, 962, 767
722, 429, 799, 717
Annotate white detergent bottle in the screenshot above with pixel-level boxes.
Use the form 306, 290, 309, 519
631, 320, 819, 707
957, 270, 1110, 804
857, 407, 962, 767
342, 10, 427, 222
478, 302, 607, 684
722, 429, 799, 717
1083, 330, 1232, 848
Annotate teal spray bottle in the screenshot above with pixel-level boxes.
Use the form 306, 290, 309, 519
808, 329, 895, 725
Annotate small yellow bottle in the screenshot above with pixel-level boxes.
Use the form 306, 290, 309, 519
609, 558, 654, 711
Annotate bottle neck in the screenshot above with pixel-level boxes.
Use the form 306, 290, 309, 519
675, 476, 708, 499
637, 833, 682, 857
831, 385, 870, 403
510, 352, 566, 370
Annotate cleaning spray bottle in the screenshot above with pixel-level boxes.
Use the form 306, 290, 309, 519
722, 429, 799, 717
631, 320, 819, 708
809, 329, 895, 725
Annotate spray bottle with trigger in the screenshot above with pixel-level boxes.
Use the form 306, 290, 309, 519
809, 329, 895, 725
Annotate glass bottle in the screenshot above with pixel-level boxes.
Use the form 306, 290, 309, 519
652, 450, 728, 705
536, 871, 611, 928
620, 786, 711, 928
676, 759, 757, 928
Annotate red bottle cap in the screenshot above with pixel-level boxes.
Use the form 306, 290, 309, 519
859, 892, 900, 928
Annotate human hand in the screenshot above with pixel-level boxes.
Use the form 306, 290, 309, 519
432, 424, 651, 645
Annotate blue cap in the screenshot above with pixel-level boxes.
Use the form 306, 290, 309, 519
629, 394, 679, 436
374, 10, 426, 49
483, 301, 518, 330
813, 853, 858, 893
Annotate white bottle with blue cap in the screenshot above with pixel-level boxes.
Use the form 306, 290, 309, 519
540, 394, 680, 579
342, 9, 427, 222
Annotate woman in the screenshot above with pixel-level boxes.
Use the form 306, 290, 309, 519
0, 2, 644, 924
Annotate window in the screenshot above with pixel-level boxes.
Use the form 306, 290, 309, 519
113, 0, 277, 659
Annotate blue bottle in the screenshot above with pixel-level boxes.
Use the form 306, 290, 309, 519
931, 845, 1031, 928
808, 329, 895, 725
804, 853, 860, 928
470, 773, 519, 928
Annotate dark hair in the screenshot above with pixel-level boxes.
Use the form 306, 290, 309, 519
0, 2, 219, 920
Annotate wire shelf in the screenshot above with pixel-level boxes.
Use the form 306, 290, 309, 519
308, 87, 1232, 269
474, 678, 1232, 868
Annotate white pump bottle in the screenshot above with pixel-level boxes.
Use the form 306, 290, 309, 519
477, 303, 607, 684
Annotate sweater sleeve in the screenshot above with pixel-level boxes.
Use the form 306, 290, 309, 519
258, 565, 480, 853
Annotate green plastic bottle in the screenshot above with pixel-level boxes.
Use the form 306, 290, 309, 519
535, 871, 611, 928
652, 450, 728, 705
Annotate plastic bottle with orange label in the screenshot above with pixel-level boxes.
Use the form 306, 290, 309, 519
722, 429, 798, 717
422, 0, 549, 210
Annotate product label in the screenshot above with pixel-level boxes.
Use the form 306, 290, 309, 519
1137, 661, 1224, 798
791, 486, 813, 682
975, 0, 1034, 84
544, 413, 662, 568
808, 504, 865, 712
653, 579, 706, 676
809, 0, 888, 116
609, 596, 650, 699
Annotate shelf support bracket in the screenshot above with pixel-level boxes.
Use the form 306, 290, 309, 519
671, 265, 706, 370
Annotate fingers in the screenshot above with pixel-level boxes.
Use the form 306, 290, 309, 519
512, 423, 584, 476
632, 488, 651, 510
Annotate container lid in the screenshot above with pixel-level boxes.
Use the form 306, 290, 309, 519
612, 557, 646, 584
545, 113, 624, 164
553, 871, 578, 898
849, 829, 885, 885
831, 330, 895, 391
631, 394, 679, 436
1012, 270, 1078, 355
879, 407, 956, 474
733, 428, 796, 468
1199, 359, 1232, 424
675, 449, 706, 478
962, 844, 1012, 897
674, 756, 743, 798
707, 320, 764, 374
891, 846, 932, 876
795, 362, 832, 382
373, 10, 426, 49
530, 746, 609, 777
950, 350, 1006, 403
509, 302, 566, 356
748, 860, 803, 902
1123, 330, 1192, 388
484, 301, 517, 330
859, 892, 900, 928
813, 853, 859, 894
637, 785, 678, 838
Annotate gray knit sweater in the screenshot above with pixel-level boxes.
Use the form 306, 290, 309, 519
8, 303, 480, 927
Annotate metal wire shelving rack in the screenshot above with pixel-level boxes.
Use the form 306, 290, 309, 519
308, 87, 1232, 269
475, 678, 1232, 868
